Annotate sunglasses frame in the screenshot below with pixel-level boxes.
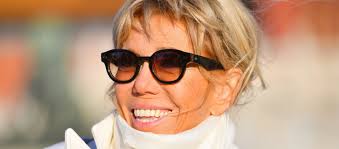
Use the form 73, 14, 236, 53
101, 49, 224, 84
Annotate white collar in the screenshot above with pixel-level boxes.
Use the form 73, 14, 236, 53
65, 110, 237, 149
115, 110, 237, 149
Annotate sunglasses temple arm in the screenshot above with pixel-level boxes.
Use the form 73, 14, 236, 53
192, 55, 224, 70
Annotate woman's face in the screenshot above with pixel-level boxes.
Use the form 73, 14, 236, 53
115, 15, 224, 134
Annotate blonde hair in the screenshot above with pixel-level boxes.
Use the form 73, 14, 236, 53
110, 0, 266, 104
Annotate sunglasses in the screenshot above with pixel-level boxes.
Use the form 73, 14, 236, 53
101, 49, 223, 84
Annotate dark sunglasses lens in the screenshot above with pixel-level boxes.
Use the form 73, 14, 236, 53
108, 51, 137, 82
153, 51, 183, 82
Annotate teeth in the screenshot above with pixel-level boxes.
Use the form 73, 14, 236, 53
155, 110, 160, 117
133, 109, 170, 118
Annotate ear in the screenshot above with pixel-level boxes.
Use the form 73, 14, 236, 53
208, 68, 243, 116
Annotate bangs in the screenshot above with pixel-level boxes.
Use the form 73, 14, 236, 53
113, 0, 184, 49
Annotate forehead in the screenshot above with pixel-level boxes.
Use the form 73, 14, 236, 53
122, 15, 193, 55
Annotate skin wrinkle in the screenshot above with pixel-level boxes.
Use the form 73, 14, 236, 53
173, 75, 207, 132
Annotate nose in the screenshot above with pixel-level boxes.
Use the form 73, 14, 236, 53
132, 62, 160, 96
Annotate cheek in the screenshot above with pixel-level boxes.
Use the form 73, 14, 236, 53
167, 69, 209, 110
115, 84, 131, 104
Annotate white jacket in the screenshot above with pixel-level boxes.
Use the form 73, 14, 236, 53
46, 110, 237, 149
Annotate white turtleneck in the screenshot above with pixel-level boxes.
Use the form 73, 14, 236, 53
46, 110, 238, 149
114, 110, 238, 149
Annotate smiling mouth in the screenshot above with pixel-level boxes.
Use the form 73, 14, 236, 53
132, 109, 172, 123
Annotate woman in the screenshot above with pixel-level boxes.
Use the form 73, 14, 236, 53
47, 0, 265, 148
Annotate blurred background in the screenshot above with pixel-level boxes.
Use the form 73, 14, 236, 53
0, 0, 338, 148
